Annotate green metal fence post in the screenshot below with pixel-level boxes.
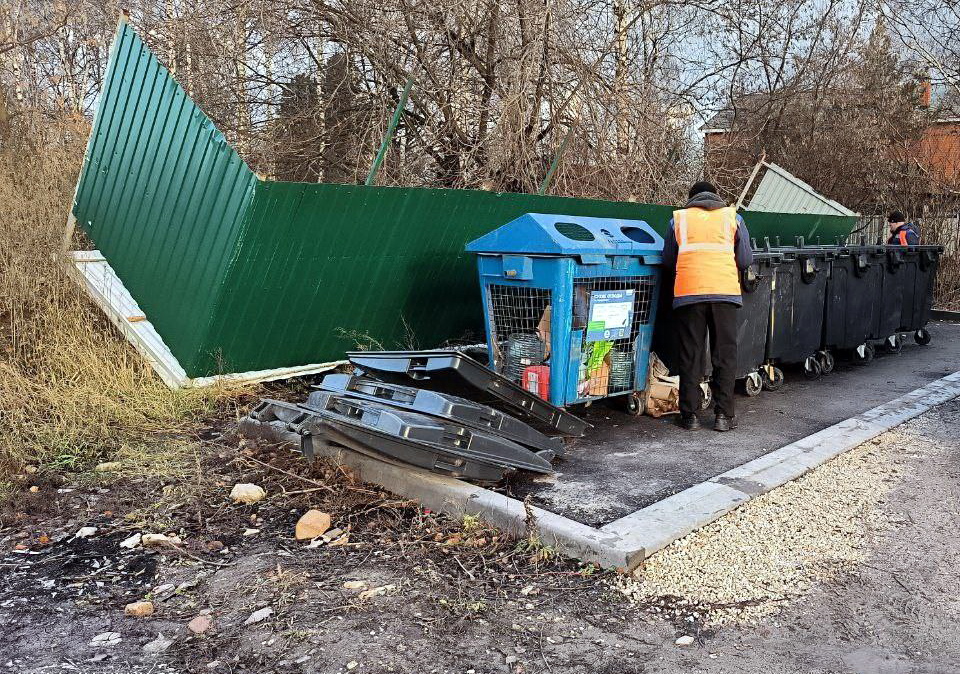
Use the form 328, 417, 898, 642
538, 125, 575, 195
366, 76, 414, 186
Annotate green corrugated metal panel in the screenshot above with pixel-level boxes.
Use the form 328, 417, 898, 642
72, 20, 257, 374
73, 22, 857, 378
201, 184, 679, 374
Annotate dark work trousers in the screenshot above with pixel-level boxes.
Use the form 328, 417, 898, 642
674, 302, 738, 418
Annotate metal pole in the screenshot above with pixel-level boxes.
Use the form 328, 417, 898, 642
736, 151, 767, 210
366, 76, 414, 186
538, 125, 576, 195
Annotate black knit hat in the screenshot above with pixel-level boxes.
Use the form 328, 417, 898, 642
689, 181, 717, 199
888, 211, 906, 223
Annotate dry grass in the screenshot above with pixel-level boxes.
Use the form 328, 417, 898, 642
933, 254, 960, 310
0, 121, 241, 481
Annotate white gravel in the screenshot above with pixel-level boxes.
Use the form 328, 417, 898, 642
617, 431, 910, 624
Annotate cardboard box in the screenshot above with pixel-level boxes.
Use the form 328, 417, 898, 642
587, 358, 611, 397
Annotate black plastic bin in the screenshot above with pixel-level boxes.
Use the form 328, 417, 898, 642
767, 247, 830, 376
877, 246, 906, 343
652, 250, 776, 397
736, 252, 776, 394
823, 245, 883, 361
879, 245, 943, 349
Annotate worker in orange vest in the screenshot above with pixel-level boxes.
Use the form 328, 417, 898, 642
662, 181, 753, 432
886, 211, 920, 245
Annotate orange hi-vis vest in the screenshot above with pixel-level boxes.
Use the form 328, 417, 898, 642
673, 205, 741, 298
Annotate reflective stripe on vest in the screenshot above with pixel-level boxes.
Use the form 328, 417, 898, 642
673, 206, 741, 298
898, 229, 909, 246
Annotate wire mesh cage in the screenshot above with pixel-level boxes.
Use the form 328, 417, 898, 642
572, 276, 655, 400
485, 284, 551, 382
484, 276, 656, 401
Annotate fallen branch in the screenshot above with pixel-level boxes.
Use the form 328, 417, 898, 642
239, 454, 336, 493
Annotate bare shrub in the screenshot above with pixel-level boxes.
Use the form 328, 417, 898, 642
0, 119, 237, 477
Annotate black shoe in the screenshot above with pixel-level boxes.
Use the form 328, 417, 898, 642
677, 413, 701, 430
714, 414, 738, 432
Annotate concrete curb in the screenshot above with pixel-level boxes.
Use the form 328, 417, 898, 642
599, 371, 960, 556
239, 371, 960, 571
931, 309, 960, 322
238, 418, 638, 569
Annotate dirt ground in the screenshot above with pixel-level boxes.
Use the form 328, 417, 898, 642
2, 400, 960, 674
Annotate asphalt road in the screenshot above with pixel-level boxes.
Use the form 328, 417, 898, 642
512, 320, 960, 526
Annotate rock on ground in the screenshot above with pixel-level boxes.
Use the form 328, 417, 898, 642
295, 509, 331, 540
230, 483, 266, 504
124, 601, 154, 617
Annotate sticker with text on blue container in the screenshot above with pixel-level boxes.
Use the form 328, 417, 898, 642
586, 289, 634, 342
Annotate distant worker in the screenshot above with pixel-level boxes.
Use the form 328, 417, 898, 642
662, 181, 753, 432
887, 211, 920, 246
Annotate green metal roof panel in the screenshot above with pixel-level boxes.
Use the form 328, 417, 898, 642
73, 21, 858, 379
744, 162, 859, 217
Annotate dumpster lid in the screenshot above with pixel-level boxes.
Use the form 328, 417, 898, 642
466, 213, 664, 257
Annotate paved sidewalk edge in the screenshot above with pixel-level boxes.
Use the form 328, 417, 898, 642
599, 371, 960, 556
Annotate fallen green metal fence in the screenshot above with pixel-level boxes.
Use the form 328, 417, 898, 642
72, 19, 857, 378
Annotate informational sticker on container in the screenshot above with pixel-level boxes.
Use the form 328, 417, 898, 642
586, 289, 634, 342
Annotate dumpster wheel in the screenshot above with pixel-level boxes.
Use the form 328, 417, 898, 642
699, 382, 713, 410
884, 334, 903, 354
803, 356, 823, 380
762, 366, 784, 391
743, 372, 763, 397
624, 392, 645, 417
816, 350, 835, 374
853, 343, 874, 365
915, 328, 932, 346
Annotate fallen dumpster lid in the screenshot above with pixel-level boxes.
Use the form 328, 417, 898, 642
250, 398, 541, 483
346, 350, 590, 437
316, 373, 564, 454
303, 391, 555, 474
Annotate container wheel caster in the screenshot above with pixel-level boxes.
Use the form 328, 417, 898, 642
853, 343, 874, 365
816, 350, 835, 375
624, 392, 644, 417
743, 372, 762, 397
762, 366, 784, 392
803, 356, 823, 380
915, 328, 931, 346
884, 334, 902, 354
699, 382, 713, 411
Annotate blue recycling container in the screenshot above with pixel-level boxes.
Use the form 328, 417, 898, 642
466, 213, 663, 411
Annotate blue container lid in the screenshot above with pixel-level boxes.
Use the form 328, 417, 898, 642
466, 213, 663, 257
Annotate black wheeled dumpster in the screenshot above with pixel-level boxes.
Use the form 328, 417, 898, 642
766, 246, 831, 378
877, 246, 907, 350
653, 247, 778, 398
898, 246, 942, 338
878, 244, 943, 351
822, 245, 883, 365
736, 251, 777, 395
